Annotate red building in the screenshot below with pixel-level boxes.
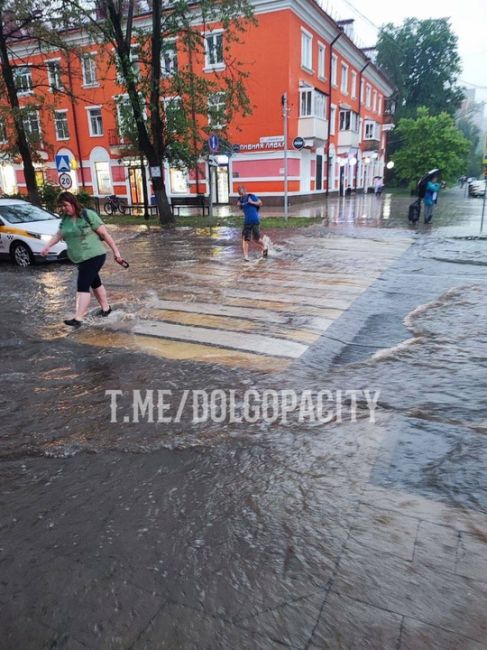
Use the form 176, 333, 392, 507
0, 1, 394, 205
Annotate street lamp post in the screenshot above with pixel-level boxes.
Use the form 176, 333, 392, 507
282, 93, 289, 221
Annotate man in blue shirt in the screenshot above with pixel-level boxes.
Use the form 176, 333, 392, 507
237, 185, 268, 261
423, 176, 441, 224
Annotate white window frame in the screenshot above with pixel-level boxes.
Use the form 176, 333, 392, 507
54, 109, 69, 140
364, 120, 377, 140
94, 161, 112, 196
340, 63, 348, 94
301, 29, 313, 71
317, 43, 326, 80
372, 90, 378, 113
15, 66, 33, 95
208, 91, 226, 128
22, 110, 41, 142
360, 79, 364, 103
161, 40, 178, 76
351, 71, 357, 99
339, 109, 359, 133
331, 54, 337, 87
87, 106, 103, 137
204, 31, 224, 71
366, 84, 372, 109
82, 54, 97, 86
377, 94, 383, 115
330, 104, 336, 135
47, 59, 62, 92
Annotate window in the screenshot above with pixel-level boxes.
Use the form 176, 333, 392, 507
300, 88, 326, 119
0, 118, 7, 143
88, 107, 103, 136
22, 111, 41, 142
330, 105, 336, 135
47, 61, 62, 91
82, 55, 97, 86
377, 95, 382, 115
170, 168, 189, 194
372, 90, 377, 113
54, 110, 69, 140
161, 42, 177, 76
351, 71, 357, 98
364, 120, 377, 140
340, 63, 348, 94
318, 43, 325, 79
208, 92, 226, 128
339, 109, 359, 132
360, 79, 364, 103
14, 67, 33, 94
331, 54, 337, 86
205, 32, 223, 68
94, 161, 111, 195
366, 84, 371, 109
301, 30, 312, 71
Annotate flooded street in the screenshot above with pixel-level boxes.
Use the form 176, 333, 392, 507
1, 188, 487, 648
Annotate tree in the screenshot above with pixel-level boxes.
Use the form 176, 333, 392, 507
65, 0, 254, 225
392, 107, 470, 185
376, 18, 464, 120
0, 0, 76, 204
457, 115, 482, 178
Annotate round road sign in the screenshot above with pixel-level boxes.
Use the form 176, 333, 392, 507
59, 172, 72, 190
293, 137, 305, 150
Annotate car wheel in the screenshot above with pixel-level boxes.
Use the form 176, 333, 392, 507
11, 241, 34, 267
103, 201, 113, 215
119, 202, 127, 214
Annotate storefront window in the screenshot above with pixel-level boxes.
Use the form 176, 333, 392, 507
95, 161, 111, 195
170, 168, 188, 194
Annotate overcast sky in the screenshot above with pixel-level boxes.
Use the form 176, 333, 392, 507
326, 0, 487, 105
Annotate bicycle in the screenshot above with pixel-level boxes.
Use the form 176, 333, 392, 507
103, 194, 127, 215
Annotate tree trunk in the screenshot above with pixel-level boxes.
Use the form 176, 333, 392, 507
151, 173, 174, 225
0, 10, 41, 206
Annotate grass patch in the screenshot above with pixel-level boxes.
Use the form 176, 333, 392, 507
102, 212, 323, 228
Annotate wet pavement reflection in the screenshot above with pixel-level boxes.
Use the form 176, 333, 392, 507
1, 187, 487, 648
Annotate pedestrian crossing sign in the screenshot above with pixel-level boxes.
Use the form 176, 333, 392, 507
55, 154, 71, 173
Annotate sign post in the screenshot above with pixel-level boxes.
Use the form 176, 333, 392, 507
207, 135, 220, 223
282, 94, 289, 220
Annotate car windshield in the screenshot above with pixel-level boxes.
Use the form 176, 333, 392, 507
0, 204, 59, 224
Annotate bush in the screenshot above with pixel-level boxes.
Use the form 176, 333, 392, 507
39, 182, 61, 213
75, 190, 94, 209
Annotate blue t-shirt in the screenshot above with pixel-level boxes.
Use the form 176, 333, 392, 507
424, 181, 440, 206
239, 194, 260, 225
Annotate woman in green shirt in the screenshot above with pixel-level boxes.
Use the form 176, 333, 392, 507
41, 191, 124, 328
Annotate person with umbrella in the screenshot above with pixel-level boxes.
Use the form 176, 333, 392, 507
417, 169, 441, 224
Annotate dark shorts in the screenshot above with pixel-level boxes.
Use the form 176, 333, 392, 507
77, 254, 106, 292
242, 224, 260, 241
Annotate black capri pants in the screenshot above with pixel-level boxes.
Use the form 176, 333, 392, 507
77, 254, 106, 293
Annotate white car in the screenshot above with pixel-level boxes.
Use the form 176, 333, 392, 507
0, 199, 67, 266
468, 177, 486, 198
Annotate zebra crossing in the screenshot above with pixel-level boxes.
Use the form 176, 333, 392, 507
89, 234, 412, 372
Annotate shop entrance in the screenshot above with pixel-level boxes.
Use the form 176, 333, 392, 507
128, 166, 144, 204
210, 157, 229, 204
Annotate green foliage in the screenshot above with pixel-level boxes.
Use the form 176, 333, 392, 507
75, 189, 94, 208
392, 107, 470, 184
376, 18, 464, 119
38, 181, 60, 213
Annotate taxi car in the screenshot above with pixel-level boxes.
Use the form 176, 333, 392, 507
0, 199, 67, 266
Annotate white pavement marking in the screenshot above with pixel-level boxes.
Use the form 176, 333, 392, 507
132, 320, 307, 358
150, 299, 290, 324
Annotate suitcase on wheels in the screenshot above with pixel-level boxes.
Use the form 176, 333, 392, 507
408, 199, 421, 223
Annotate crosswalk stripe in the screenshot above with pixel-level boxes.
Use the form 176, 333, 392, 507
132, 320, 308, 358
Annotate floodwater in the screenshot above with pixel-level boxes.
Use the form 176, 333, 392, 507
1, 187, 487, 647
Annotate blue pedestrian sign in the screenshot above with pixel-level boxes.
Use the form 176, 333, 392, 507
55, 154, 70, 173
208, 134, 219, 154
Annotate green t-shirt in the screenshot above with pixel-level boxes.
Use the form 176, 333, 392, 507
59, 209, 106, 264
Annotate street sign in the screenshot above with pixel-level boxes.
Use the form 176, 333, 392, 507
208, 134, 219, 153
55, 154, 70, 173
232, 144, 241, 153
293, 136, 305, 150
58, 172, 72, 189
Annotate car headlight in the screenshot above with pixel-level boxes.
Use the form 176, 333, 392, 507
40, 234, 53, 242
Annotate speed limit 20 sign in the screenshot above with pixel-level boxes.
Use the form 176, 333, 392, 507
58, 172, 72, 190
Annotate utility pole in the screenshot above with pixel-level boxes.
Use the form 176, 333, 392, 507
282, 93, 289, 220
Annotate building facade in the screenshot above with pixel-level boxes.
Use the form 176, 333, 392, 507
0, 0, 394, 205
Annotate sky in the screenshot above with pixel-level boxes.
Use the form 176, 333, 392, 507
325, 0, 487, 105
